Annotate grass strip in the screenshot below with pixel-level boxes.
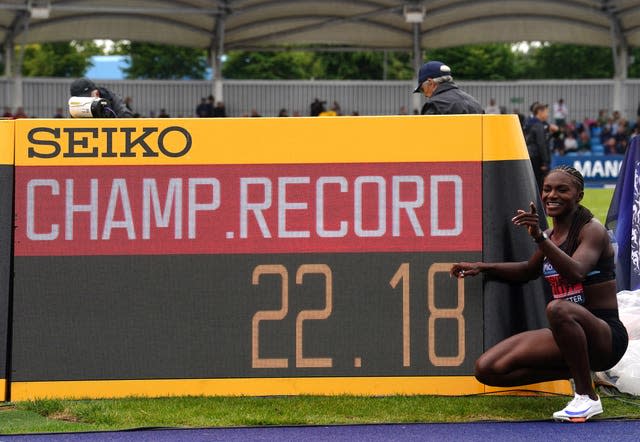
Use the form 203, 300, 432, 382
2, 394, 640, 434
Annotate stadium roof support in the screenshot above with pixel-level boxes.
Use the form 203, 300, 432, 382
0, 1, 639, 111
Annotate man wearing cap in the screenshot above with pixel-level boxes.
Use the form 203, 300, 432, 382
69, 78, 133, 118
413, 61, 483, 115
526, 103, 557, 191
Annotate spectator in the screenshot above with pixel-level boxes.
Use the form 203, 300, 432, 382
70, 78, 133, 118
399, 105, 408, 115
2, 107, 13, 118
278, 108, 289, 117
158, 108, 170, 118
13, 107, 27, 119
604, 136, 617, 154
600, 124, 613, 145
616, 137, 629, 154
513, 108, 525, 129
610, 111, 622, 135
196, 97, 209, 117
525, 103, 555, 190
413, 60, 483, 115
212, 101, 226, 117
124, 96, 134, 114
616, 119, 629, 141
53, 107, 65, 118
552, 98, 568, 127
523, 101, 540, 136
310, 98, 326, 116
250, 108, 261, 117
563, 131, 578, 154
331, 101, 342, 116
485, 98, 501, 114
597, 109, 609, 127
577, 130, 591, 152
205, 95, 215, 116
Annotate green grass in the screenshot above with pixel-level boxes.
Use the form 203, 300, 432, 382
2, 394, 640, 434
582, 187, 615, 224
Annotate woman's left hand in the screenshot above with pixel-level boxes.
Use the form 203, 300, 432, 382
511, 201, 542, 239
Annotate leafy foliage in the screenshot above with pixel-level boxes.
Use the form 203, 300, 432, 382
117, 42, 208, 80
524, 43, 614, 79
222, 51, 319, 79
5, 40, 640, 81
20, 41, 100, 77
223, 50, 414, 80
426, 44, 522, 80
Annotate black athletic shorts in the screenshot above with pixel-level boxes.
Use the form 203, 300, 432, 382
591, 309, 629, 369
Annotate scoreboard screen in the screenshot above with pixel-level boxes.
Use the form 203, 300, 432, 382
6, 115, 562, 399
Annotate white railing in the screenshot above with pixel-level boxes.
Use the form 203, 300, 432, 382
2, 77, 639, 121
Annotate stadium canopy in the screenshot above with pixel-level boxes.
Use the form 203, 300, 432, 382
0, 0, 637, 106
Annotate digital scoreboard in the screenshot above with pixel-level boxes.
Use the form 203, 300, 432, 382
5, 115, 568, 399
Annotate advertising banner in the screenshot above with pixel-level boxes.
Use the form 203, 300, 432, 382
552, 153, 624, 186
8, 115, 568, 399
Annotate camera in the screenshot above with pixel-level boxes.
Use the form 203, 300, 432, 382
68, 96, 110, 118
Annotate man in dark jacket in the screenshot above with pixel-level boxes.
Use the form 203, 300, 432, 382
413, 61, 483, 115
70, 78, 133, 118
526, 103, 556, 191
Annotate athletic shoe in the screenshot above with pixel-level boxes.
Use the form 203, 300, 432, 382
553, 393, 603, 422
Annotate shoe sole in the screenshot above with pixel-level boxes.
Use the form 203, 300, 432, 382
553, 409, 603, 423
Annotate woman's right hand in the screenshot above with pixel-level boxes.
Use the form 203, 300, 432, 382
450, 262, 482, 279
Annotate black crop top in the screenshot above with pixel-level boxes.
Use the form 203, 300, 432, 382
542, 239, 616, 305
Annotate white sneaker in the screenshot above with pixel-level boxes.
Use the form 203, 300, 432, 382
553, 393, 603, 422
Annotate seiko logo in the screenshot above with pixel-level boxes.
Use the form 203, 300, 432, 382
27, 126, 192, 159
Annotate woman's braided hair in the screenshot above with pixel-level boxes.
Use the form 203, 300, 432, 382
549, 165, 593, 255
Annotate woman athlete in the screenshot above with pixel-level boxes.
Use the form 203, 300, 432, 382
450, 165, 628, 422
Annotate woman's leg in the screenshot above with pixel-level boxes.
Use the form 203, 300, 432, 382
546, 300, 613, 399
476, 300, 614, 400
475, 328, 569, 387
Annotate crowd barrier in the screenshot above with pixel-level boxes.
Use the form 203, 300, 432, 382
0, 115, 570, 401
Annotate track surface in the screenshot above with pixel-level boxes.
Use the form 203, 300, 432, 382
2, 420, 640, 442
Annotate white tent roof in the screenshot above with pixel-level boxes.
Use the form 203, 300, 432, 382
0, 0, 635, 51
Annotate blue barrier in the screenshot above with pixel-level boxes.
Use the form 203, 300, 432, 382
551, 153, 624, 187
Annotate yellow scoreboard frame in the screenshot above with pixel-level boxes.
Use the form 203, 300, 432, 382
4, 115, 570, 400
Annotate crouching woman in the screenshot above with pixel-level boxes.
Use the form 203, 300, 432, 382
450, 166, 628, 421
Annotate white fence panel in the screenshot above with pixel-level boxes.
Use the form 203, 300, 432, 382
0, 78, 637, 121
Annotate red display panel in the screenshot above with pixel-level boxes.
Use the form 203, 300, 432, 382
14, 163, 481, 256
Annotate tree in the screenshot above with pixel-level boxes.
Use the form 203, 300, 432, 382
223, 51, 320, 79
313, 51, 413, 80
526, 43, 613, 79
425, 44, 521, 80
20, 41, 100, 77
223, 50, 414, 80
117, 42, 208, 80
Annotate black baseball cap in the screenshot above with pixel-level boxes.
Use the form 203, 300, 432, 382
70, 78, 97, 97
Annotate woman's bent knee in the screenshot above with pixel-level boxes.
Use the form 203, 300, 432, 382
546, 299, 574, 325
474, 354, 496, 385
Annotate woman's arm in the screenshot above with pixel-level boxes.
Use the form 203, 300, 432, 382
538, 221, 607, 283
450, 201, 546, 282
450, 251, 543, 283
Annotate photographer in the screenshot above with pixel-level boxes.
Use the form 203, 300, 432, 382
69, 78, 133, 118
